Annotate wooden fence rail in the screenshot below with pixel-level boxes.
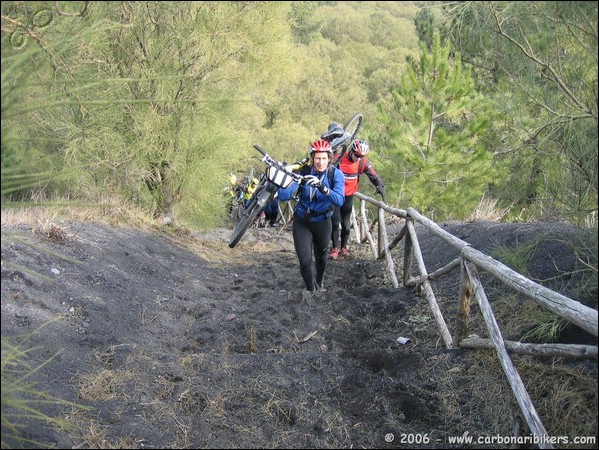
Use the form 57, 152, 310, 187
353, 192, 598, 449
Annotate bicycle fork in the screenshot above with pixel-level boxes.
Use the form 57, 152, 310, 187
255, 180, 279, 209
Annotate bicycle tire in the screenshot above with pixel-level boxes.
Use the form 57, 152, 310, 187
332, 113, 364, 166
229, 196, 263, 248
344, 112, 363, 142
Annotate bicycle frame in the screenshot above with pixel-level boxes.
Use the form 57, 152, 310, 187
228, 146, 304, 248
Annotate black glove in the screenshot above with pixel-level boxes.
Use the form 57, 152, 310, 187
305, 175, 329, 195
376, 186, 387, 202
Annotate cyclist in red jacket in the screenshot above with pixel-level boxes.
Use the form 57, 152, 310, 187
330, 139, 386, 259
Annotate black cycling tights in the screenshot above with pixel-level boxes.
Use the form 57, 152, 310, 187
292, 215, 332, 291
331, 195, 354, 249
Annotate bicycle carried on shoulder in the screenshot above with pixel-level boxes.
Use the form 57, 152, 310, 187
227, 113, 363, 248
325, 112, 363, 165
228, 146, 305, 248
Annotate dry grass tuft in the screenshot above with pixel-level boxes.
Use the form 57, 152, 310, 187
37, 220, 68, 243
63, 408, 142, 449
177, 388, 209, 414
516, 356, 598, 441
426, 351, 517, 436
468, 194, 510, 222
1, 201, 158, 233
425, 346, 598, 448
75, 369, 135, 402
264, 394, 297, 426
2, 207, 51, 226
1, 324, 88, 448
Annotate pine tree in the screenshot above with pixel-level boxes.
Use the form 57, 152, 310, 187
440, 1, 598, 225
377, 33, 496, 219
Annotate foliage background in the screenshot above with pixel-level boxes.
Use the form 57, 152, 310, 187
2, 1, 597, 230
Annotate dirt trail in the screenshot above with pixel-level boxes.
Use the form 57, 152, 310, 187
1, 220, 596, 448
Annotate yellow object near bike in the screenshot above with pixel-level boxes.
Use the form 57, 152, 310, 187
245, 178, 259, 200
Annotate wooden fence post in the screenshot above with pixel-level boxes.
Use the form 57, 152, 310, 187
351, 206, 361, 244
403, 216, 414, 287
378, 207, 399, 288
454, 257, 473, 347
360, 199, 377, 258
405, 219, 453, 348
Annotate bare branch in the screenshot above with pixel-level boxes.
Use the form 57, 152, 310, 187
490, 4, 595, 119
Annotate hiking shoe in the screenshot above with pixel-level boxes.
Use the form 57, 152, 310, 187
269, 222, 281, 228
340, 248, 350, 257
329, 248, 339, 260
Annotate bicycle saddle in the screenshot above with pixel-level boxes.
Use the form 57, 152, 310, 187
321, 122, 351, 152
321, 122, 344, 141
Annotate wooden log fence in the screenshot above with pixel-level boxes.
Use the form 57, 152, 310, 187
353, 191, 598, 449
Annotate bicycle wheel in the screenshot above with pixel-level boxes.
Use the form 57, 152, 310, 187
229, 193, 263, 248
344, 112, 363, 142
332, 113, 364, 166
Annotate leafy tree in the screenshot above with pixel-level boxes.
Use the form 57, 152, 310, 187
1, 1, 106, 202
287, 1, 322, 45
261, 1, 420, 154
413, 6, 436, 50
439, 1, 597, 225
3, 1, 297, 227
100, 2, 297, 226
375, 33, 496, 219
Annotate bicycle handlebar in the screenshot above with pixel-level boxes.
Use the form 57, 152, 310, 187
253, 144, 306, 185
253, 144, 268, 157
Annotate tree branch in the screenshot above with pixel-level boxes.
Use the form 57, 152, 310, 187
490, 4, 595, 119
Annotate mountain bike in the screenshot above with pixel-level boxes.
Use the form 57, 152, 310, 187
323, 112, 363, 165
228, 113, 364, 248
228, 145, 306, 248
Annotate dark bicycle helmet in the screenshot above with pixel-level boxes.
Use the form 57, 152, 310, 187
351, 139, 370, 157
309, 139, 333, 155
